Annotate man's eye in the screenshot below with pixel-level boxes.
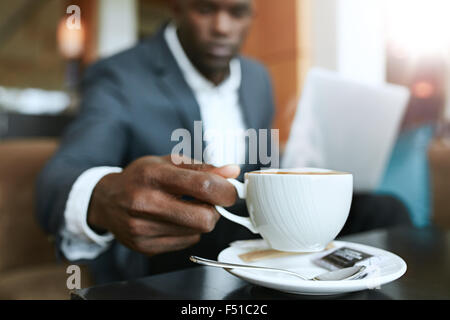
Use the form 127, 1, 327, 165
195, 4, 215, 14
230, 6, 251, 18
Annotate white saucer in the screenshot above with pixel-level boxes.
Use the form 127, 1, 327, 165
217, 239, 407, 295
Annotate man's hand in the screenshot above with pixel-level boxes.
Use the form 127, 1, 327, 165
87, 155, 240, 256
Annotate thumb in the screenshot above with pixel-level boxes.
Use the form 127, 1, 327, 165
170, 156, 241, 179
210, 164, 241, 179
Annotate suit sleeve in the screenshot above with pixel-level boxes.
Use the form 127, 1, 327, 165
35, 62, 131, 256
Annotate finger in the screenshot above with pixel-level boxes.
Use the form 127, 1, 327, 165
164, 154, 241, 179
151, 166, 238, 206
176, 163, 241, 179
129, 190, 221, 233
211, 164, 241, 179
136, 234, 201, 256
127, 217, 201, 237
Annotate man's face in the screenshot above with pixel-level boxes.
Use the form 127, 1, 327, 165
173, 0, 254, 75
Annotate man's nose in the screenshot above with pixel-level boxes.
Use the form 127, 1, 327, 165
212, 11, 233, 37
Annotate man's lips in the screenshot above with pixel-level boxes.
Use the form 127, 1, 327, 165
206, 45, 234, 58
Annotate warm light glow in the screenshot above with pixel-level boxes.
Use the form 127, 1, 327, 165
386, 0, 450, 58
412, 81, 436, 99
57, 17, 85, 59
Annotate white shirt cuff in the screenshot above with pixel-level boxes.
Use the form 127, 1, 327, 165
60, 166, 123, 261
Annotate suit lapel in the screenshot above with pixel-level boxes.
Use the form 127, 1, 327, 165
239, 58, 260, 131
159, 67, 202, 136
146, 28, 203, 160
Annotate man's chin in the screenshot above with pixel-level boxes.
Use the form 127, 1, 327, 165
203, 55, 234, 72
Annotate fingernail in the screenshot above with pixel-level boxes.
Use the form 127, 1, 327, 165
221, 164, 241, 176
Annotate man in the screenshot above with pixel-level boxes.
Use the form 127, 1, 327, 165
37, 0, 410, 284
38, 0, 273, 283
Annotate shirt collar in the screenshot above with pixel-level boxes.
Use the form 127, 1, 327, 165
164, 22, 241, 93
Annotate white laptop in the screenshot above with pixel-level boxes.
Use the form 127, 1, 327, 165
282, 68, 410, 192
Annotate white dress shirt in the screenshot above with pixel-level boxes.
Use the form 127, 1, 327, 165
60, 23, 247, 260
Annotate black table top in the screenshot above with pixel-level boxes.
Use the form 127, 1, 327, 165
72, 226, 450, 300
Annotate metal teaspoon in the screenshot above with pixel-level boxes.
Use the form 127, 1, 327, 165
189, 256, 366, 281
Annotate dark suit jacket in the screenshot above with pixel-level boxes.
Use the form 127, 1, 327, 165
36, 27, 275, 284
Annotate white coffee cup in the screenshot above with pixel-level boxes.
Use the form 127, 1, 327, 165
215, 168, 353, 252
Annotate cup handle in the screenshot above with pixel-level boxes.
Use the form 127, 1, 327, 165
215, 178, 259, 234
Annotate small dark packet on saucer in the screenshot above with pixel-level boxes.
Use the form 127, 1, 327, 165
314, 247, 373, 271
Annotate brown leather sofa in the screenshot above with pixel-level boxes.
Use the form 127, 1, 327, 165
0, 139, 91, 299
